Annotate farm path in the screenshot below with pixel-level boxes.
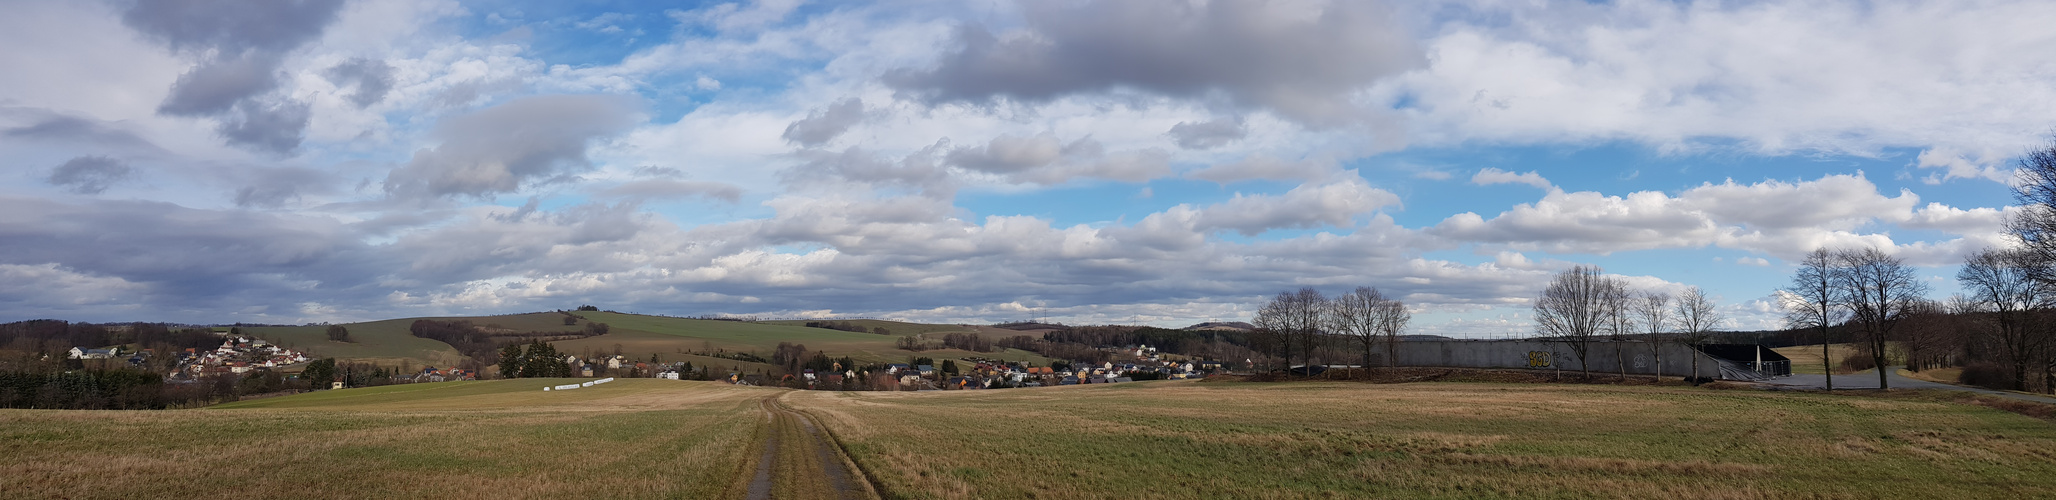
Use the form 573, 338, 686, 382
743, 392, 877, 500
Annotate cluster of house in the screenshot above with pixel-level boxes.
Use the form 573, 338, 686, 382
565, 354, 670, 378
171, 336, 311, 378
410, 366, 478, 383
718, 352, 1220, 391
71, 335, 313, 379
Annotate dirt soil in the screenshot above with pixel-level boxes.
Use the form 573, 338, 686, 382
744, 393, 878, 500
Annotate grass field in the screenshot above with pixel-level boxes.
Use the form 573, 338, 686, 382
788, 380, 2056, 499
1774, 343, 1905, 375
9, 378, 2056, 498
762, 319, 976, 336
1, 379, 769, 499
238, 312, 585, 368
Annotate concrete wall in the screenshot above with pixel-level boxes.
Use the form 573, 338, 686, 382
1385, 340, 1721, 379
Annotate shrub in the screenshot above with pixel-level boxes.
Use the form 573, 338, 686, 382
1960, 363, 2015, 390
1839, 352, 1876, 372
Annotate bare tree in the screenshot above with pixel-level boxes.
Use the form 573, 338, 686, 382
1602, 277, 1635, 380
1633, 291, 1672, 381
1535, 265, 1613, 378
1290, 287, 1328, 370
1674, 286, 1725, 383
1958, 247, 2053, 391
1375, 294, 1410, 369
1252, 293, 1290, 371
1253, 288, 1328, 372
1837, 247, 1928, 389
1782, 248, 1844, 390
2007, 136, 2056, 271
1330, 287, 1387, 372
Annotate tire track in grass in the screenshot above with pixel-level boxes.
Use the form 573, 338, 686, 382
746, 392, 876, 500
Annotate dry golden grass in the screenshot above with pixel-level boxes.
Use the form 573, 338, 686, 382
786, 380, 2056, 499
1900, 367, 1964, 385
0, 379, 774, 499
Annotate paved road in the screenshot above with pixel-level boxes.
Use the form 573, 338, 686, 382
1759, 366, 2056, 404
744, 393, 877, 500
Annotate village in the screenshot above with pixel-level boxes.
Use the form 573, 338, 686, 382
720, 344, 1221, 391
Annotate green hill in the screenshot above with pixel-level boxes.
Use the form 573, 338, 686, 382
239, 311, 1055, 371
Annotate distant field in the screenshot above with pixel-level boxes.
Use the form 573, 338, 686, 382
238, 311, 1052, 370
1775, 343, 1904, 375
2, 379, 767, 498
762, 319, 975, 336
566, 312, 1055, 367
788, 380, 2056, 499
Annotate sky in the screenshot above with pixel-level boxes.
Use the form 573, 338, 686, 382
1, 0, 2050, 336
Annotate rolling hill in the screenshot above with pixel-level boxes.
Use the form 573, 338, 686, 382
240, 311, 1056, 371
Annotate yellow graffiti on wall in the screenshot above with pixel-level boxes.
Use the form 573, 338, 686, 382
1526, 351, 1552, 368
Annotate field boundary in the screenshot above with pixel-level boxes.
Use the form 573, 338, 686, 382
776, 394, 888, 500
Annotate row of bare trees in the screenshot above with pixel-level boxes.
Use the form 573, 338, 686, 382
1250, 287, 1410, 371
1770, 138, 2056, 392
1533, 265, 1722, 380
1780, 248, 1929, 389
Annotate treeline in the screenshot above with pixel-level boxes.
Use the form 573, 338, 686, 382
803, 321, 892, 335
407, 320, 607, 367
497, 341, 572, 378
940, 332, 992, 352
0, 320, 224, 358
770, 342, 855, 374
1255, 287, 1413, 372
1043, 326, 1250, 355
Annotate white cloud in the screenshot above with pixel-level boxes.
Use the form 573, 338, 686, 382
1382, 1, 2056, 165
1470, 168, 1552, 189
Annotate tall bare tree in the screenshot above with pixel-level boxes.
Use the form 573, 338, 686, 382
1252, 293, 1292, 371
1254, 287, 1328, 372
2007, 137, 2056, 272
1602, 277, 1635, 380
1535, 265, 1613, 378
1290, 287, 1328, 370
1782, 248, 1844, 390
1837, 247, 1927, 389
1633, 291, 1671, 381
1330, 287, 1386, 371
1674, 286, 1725, 383
1375, 294, 1410, 368
1958, 247, 2053, 390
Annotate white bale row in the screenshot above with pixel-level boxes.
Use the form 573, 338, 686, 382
543, 377, 617, 391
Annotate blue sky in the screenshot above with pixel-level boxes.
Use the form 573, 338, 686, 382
1, 0, 2052, 336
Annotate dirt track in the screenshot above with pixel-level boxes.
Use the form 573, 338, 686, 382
743, 393, 877, 500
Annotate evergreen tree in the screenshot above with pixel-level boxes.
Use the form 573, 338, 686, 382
497, 343, 524, 378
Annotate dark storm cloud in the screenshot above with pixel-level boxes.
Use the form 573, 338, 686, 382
46, 156, 133, 195
156, 53, 280, 116
2, 109, 168, 154
885, 0, 1421, 126
324, 57, 397, 108
0, 196, 380, 308
230, 165, 335, 208
122, 0, 346, 54
781, 98, 864, 147
382, 94, 643, 200
216, 98, 313, 155
123, 0, 348, 154
1167, 116, 1246, 149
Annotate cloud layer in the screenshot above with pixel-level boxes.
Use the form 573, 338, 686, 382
0, 0, 2047, 337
